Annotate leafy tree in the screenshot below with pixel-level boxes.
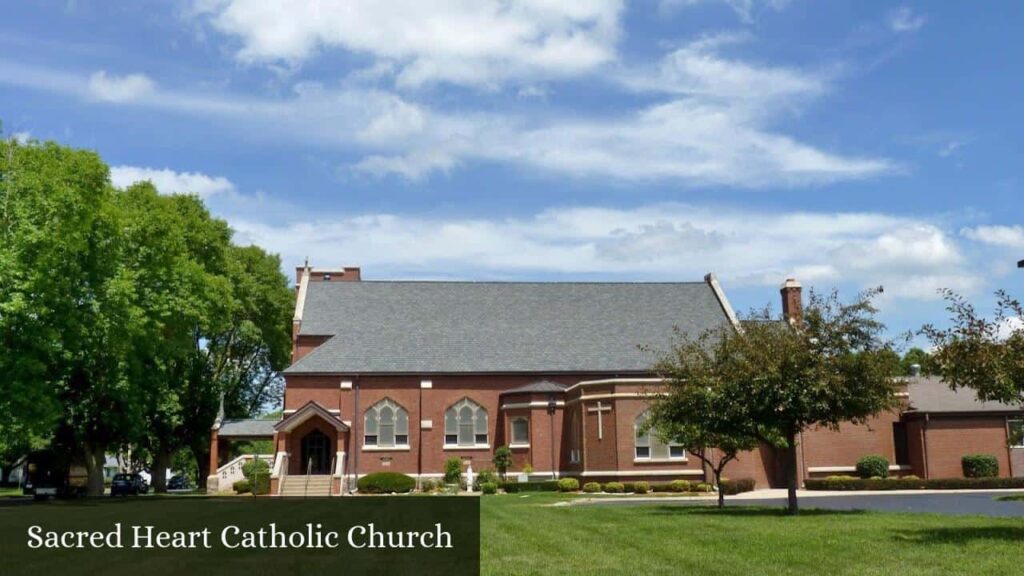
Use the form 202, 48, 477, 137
651, 289, 901, 514
647, 343, 760, 507
923, 289, 1024, 405
492, 446, 512, 480
901, 347, 933, 376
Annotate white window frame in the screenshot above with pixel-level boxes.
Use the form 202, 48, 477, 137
510, 416, 530, 447
634, 411, 686, 462
363, 398, 410, 449
444, 398, 489, 449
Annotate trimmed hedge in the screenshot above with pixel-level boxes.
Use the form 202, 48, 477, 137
855, 455, 889, 479
233, 479, 251, 494
603, 482, 625, 494
720, 478, 756, 495
500, 480, 559, 493
582, 482, 601, 493
633, 481, 650, 494
480, 482, 497, 495
805, 476, 1024, 491
962, 454, 999, 478
666, 479, 691, 493
694, 483, 713, 493
357, 472, 416, 494
558, 478, 580, 492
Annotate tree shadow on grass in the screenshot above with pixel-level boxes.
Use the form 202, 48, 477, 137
893, 526, 1024, 545
648, 505, 867, 518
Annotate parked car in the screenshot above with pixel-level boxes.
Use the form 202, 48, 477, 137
110, 473, 149, 496
168, 475, 192, 490
23, 449, 88, 500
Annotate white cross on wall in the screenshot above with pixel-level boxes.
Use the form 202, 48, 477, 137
587, 401, 612, 440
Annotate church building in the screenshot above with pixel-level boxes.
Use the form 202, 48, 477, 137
207, 265, 1024, 495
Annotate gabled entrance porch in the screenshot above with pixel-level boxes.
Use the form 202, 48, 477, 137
271, 401, 350, 496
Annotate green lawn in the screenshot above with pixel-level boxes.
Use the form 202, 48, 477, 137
481, 493, 1024, 575
0, 486, 23, 498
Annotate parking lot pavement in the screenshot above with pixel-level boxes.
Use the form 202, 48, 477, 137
586, 490, 1024, 517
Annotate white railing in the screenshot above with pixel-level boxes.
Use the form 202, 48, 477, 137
333, 451, 346, 495
271, 451, 288, 496
216, 454, 274, 492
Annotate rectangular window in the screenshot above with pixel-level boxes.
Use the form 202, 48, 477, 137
445, 434, 458, 445
511, 418, 529, 445
892, 422, 909, 465
396, 434, 408, 445
475, 433, 488, 445
1010, 420, 1024, 447
364, 435, 377, 446
669, 446, 686, 459
635, 446, 650, 459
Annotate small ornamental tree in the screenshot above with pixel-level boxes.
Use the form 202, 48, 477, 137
649, 288, 901, 515
923, 290, 1024, 407
647, 346, 760, 507
493, 446, 512, 480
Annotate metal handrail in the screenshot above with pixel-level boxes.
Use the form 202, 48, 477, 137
304, 458, 312, 498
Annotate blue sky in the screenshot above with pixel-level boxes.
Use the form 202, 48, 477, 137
2, 1, 1022, 344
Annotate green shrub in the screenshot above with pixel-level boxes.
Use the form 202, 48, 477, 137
480, 482, 497, 495
720, 478, 756, 495
357, 472, 416, 494
493, 446, 512, 479
694, 483, 712, 493
962, 454, 999, 478
582, 482, 602, 493
667, 479, 690, 493
902, 475, 920, 481
476, 468, 499, 487
805, 476, 1024, 491
420, 479, 439, 493
603, 481, 624, 493
633, 481, 650, 494
444, 458, 463, 484
500, 480, 558, 493
232, 479, 251, 494
855, 455, 889, 479
557, 477, 580, 492
242, 458, 270, 481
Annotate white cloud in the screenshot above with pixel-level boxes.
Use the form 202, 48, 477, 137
0, 33, 892, 187
11, 131, 31, 143
659, 0, 791, 23
228, 203, 974, 300
937, 140, 965, 157
110, 166, 235, 198
190, 0, 623, 88
961, 225, 1024, 249
88, 70, 155, 102
888, 7, 926, 33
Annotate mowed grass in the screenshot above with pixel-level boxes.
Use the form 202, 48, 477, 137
0, 486, 23, 498
481, 493, 1024, 576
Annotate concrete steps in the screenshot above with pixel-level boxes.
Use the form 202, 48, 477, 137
279, 474, 333, 497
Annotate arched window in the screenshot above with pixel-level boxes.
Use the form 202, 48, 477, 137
634, 411, 685, 461
445, 398, 488, 447
510, 417, 529, 446
364, 399, 409, 448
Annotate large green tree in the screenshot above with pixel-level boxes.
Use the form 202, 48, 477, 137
650, 289, 901, 514
923, 289, 1024, 405
2, 135, 293, 495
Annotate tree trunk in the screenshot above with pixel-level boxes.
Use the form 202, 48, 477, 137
193, 444, 210, 490
151, 448, 170, 493
785, 431, 799, 515
713, 469, 725, 508
82, 443, 107, 498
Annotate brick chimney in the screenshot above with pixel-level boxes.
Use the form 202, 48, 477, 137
780, 278, 802, 326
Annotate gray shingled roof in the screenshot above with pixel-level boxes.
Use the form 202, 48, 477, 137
906, 377, 1023, 414
286, 281, 733, 374
501, 380, 569, 395
218, 419, 277, 437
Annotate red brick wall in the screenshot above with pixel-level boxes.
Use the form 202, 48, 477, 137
922, 416, 1010, 478
800, 410, 901, 477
